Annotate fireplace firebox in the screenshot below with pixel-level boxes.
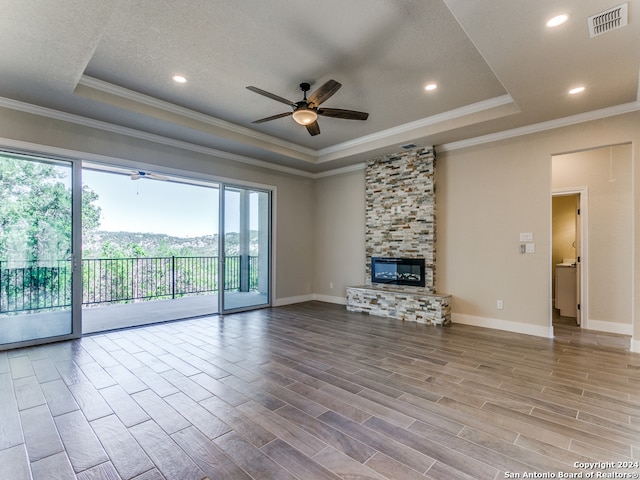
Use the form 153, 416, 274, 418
371, 257, 425, 287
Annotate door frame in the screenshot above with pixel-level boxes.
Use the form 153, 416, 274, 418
0, 151, 82, 351
71, 159, 83, 338
552, 186, 589, 330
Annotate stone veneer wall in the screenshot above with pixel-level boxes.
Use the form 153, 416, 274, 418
365, 147, 436, 293
346, 286, 451, 325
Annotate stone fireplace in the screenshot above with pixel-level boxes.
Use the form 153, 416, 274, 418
347, 147, 451, 325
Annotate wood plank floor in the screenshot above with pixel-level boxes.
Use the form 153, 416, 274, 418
1, 301, 639, 479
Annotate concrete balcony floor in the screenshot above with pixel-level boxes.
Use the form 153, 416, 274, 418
0, 292, 268, 345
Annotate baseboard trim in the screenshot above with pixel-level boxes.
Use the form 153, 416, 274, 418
272, 294, 314, 307
313, 294, 347, 305
271, 301, 633, 346
273, 294, 347, 307
585, 319, 633, 336
452, 313, 553, 338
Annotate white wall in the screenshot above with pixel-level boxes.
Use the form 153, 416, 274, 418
0, 106, 316, 304
437, 138, 552, 337
313, 169, 365, 303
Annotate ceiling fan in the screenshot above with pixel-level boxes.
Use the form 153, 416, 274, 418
129, 170, 168, 181
246, 79, 369, 136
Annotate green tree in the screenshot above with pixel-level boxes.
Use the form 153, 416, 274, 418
82, 185, 101, 234
99, 241, 148, 258
0, 155, 101, 263
154, 237, 194, 257
100, 240, 123, 258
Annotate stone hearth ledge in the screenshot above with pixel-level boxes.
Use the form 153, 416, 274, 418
346, 285, 451, 326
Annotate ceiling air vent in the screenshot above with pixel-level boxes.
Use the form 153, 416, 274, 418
400, 143, 419, 150
588, 3, 628, 37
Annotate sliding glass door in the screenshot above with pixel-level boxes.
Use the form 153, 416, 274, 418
0, 150, 272, 347
221, 186, 270, 312
0, 153, 79, 348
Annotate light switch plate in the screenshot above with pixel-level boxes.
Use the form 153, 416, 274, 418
525, 242, 535, 253
519, 232, 533, 242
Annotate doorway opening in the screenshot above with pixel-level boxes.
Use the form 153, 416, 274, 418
81, 164, 221, 333
551, 191, 582, 328
551, 143, 633, 337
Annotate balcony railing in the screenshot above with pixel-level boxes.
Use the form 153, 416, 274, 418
0, 256, 259, 314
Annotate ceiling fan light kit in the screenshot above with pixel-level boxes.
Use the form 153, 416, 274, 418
292, 109, 317, 125
246, 79, 369, 136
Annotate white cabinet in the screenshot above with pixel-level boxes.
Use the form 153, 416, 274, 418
555, 264, 576, 317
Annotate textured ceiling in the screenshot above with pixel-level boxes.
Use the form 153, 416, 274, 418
0, 0, 638, 173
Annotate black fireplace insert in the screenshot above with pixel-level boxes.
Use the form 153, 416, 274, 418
371, 257, 425, 287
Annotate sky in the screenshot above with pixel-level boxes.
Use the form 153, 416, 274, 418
82, 169, 259, 237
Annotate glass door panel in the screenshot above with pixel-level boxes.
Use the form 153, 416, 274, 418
0, 153, 74, 347
222, 186, 270, 312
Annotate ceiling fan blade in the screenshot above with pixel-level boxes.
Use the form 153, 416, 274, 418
307, 79, 342, 107
317, 107, 369, 121
246, 86, 295, 106
148, 173, 168, 181
252, 112, 293, 124
130, 170, 168, 181
305, 121, 320, 136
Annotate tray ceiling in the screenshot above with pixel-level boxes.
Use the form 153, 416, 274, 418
0, 0, 638, 173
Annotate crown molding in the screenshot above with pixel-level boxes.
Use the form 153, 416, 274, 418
439, 101, 640, 152
0, 96, 315, 178
316, 94, 517, 161
313, 162, 366, 178
77, 76, 318, 160
2, 92, 638, 180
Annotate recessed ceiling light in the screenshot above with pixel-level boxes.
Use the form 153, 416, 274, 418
424, 83, 437, 91
547, 14, 569, 27
172, 75, 187, 84
569, 86, 585, 95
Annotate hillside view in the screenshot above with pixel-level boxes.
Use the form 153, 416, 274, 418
82, 230, 260, 258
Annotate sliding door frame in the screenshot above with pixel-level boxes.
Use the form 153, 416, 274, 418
219, 184, 272, 314
0, 150, 82, 351
71, 159, 83, 338
0, 140, 275, 349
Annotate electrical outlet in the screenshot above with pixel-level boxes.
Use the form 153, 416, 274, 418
497, 300, 503, 310
329, 282, 334, 289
